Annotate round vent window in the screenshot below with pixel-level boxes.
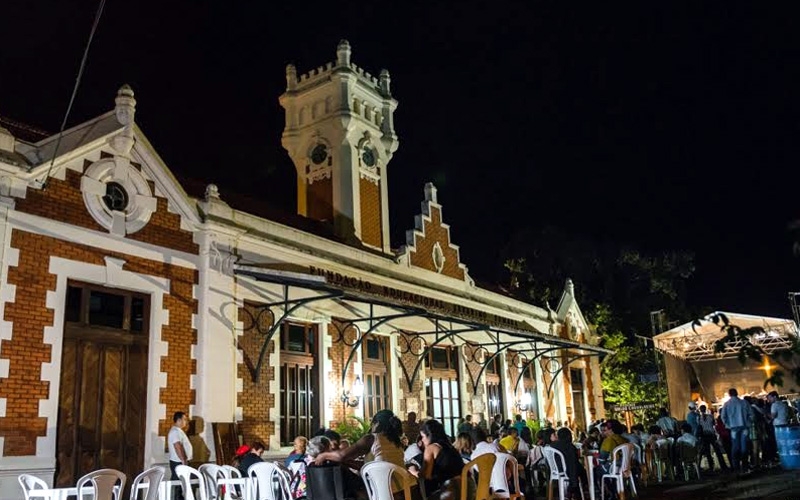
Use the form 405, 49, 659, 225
102, 182, 129, 211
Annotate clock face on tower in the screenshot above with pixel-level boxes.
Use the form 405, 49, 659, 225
310, 143, 328, 165
361, 147, 376, 168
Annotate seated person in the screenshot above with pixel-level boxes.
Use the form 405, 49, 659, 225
238, 441, 265, 476
499, 428, 520, 455
285, 436, 308, 467
471, 426, 507, 460
676, 423, 698, 447
411, 419, 467, 500
454, 432, 475, 463
292, 436, 331, 499
550, 427, 586, 490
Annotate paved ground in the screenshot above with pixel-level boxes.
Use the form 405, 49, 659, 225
637, 467, 800, 500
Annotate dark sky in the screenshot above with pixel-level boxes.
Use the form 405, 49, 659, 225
3, 1, 800, 318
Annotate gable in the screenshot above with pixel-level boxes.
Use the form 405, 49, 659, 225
399, 183, 470, 282
2, 86, 201, 255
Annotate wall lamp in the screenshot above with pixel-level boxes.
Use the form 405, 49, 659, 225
516, 392, 532, 411
341, 376, 364, 407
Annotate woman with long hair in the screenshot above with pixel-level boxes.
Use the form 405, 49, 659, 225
314, 410, 406, 498
412, 419, 466, 500
453, 432, 474, 463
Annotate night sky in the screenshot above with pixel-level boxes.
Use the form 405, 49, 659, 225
2, 1, 800, 318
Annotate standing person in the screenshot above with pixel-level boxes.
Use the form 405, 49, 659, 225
513, 414, 527, 435
766, 391, 789, 463
238, 441, 265, 476
404, 412, 422, 442
168, 412, 193, 500
697, 405, 727, 472
458, 415, 474, 435
550, 427, 586, 494
720, 388, 752, 472
490, 414, 502, 438
686, 402, 699, 436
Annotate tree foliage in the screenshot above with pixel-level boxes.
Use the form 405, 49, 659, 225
502, 227, 692, 414
704, 312, 800, 389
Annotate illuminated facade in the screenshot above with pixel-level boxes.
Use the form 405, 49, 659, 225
0, 41, 608, 498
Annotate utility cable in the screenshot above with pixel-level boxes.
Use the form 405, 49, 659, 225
40, 0, 107, 189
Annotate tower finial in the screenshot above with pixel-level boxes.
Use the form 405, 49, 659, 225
286, 64, 297, 91
424, 182, 438, 203
565, 278, 575, 297
337, 39, 351, 66
379, 69, 391, 96
114, 84, 136, 126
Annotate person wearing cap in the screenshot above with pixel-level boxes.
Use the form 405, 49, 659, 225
237, 441, 265, 476
686, 401, 699, 436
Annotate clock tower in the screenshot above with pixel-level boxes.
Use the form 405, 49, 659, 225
280, 40, 399, 252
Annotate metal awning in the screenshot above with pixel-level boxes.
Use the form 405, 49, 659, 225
653, 311, 799, 361
234, 266, 612, 395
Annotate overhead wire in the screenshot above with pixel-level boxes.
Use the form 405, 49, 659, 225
40, 0, 108, 189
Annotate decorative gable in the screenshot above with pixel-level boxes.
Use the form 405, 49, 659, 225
400, 183, 470, 282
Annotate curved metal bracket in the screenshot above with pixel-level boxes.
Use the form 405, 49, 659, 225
247, 286, 343, 382
471, 339, 539, 395
544, 352, 599, 397
512, 347, 563, 394
407, 324, 487, 389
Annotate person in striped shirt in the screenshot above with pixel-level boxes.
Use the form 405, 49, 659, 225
697, 405, 728, 472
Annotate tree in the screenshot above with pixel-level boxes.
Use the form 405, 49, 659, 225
705, 312, 800, 389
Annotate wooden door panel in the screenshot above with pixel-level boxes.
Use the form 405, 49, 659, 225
100, 346, 124, 471
56, 339, 77, 487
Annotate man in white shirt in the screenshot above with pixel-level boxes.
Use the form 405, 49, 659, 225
768, 391, 790, 426
168, 412, 193, 483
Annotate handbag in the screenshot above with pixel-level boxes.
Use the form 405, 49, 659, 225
306, 464, 345, 500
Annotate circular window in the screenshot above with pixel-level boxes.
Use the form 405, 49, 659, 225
102, 182, 129, 212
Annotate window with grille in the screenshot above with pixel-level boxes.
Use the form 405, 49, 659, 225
362, 336, 391, 417
279, 323, 319, 446
426, 346, 461, 438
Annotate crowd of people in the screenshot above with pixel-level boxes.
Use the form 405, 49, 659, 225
225, 390, 796, 500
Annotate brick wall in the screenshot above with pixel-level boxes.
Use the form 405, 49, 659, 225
306, 178, 333, 222
359, 179, 382, 248
327, 321, 358, 428
236, 303, 276, 447
408, 207, 465, 280
0, 229, 197, 456
14, 160, 198, 255
396, 332, 424, 416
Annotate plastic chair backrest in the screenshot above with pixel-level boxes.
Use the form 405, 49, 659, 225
490, 453, 519, 499
18, 474, 50, 500
462, 453, 496, 500
677, 441, 698, 462
198, 464, 227, 500
360, 461, 413, 500
249, 462, 290, 500
176, 465, 208, 500
542, 447, 568, 479
222, 466, 242, 479
609, 443, 632, 476
129, 466, 165, 500
631, 443, 643, 464
76, 469, 127, 500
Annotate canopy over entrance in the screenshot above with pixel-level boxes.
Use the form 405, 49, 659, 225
234, 266, 612, 397
654, 311, 798, 361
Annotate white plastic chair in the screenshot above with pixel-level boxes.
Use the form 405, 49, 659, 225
130, 466, 166, 500
176, 465, 208, 500
248, 462, 291, 500
220, 466, 244, 500
76, 469, 127, 500
675, 441, 701, 481
18, 474, 50, 500
360, 461, 414, 500
542, 447, 584, 500
490, 453, 522, 500
601, 443, 637, 500
199, 464, 227, 500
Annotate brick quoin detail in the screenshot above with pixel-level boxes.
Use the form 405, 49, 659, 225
359, 179, 382, 248
236, 302, 276, 448
0, 230, 197, 456
408, 206, 465, 280
328, 321, 358, 428
15, 160, 198, 255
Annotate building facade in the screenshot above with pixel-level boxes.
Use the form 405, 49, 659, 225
0, 42, 607, 499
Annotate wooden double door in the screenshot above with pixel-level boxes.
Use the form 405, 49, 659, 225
56, 283, 149, 487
